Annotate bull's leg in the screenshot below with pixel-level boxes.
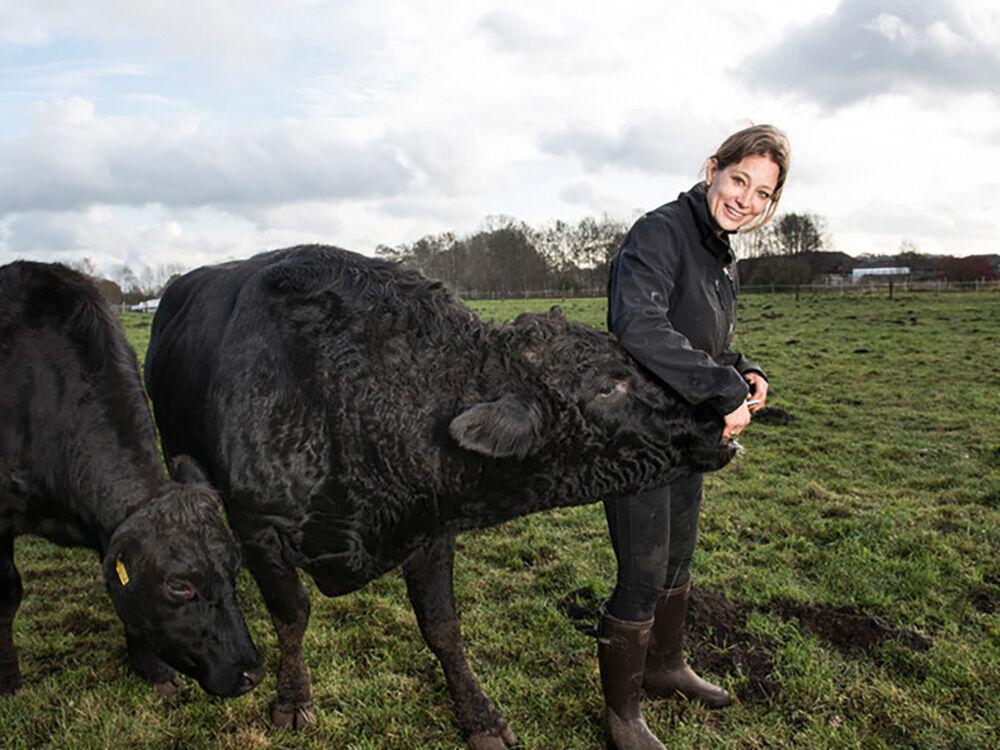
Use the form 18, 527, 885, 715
244, 549, 314, 729
124, 633, 181, 696
403, 534, 517, 750
0, 533, 23, 695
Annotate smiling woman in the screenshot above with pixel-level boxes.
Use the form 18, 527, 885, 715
600, 124, 790, 749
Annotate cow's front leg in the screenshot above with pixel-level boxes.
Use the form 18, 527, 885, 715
245, 548, 314, 729
0, 533, 23, 695
404, 534, 517, 750
125, 633, 181, 695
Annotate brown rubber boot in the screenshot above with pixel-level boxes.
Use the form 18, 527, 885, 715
643, 581, 732, 708
598, 608, 667, 750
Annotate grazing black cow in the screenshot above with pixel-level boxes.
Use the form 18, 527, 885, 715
0, 261, 263, 698
144, 245, 736, 748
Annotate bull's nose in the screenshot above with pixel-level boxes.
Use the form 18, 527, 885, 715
236, 664, 266, 696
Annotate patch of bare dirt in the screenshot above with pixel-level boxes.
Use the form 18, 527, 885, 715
558, 586, 935, 704
773, 601, 931, 653
685, 586, 779, 701
970, 574, 1000, 614
753, 407, 796, 425
557, 587, 602, 632
558, 586, 779, 702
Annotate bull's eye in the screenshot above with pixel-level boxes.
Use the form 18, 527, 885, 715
165, 579, 196, 602
597, 381, 628, 399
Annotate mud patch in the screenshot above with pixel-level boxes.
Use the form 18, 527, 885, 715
970, 574, 1000, 614
774, 601, 931, 653
557, 586, 780, 702
557, 587, 603, 633
559, 586, 934, 704
686, 587, 780, 701
753, 407, 796, 425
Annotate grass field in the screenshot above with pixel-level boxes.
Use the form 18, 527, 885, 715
3, 290, 999, 749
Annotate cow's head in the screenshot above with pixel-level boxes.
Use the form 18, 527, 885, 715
103, 458, 263, 697
449, 308, 736, 488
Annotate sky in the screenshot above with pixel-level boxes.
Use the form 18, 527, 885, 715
1, 0, 998, 276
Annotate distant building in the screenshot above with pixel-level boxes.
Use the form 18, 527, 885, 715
851, 267, 909, 284
130, 298, 160, 312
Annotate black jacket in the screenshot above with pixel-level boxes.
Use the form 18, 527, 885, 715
607, 184, 765, 416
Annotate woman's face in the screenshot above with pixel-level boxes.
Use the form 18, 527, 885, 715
704, 154, 779, 232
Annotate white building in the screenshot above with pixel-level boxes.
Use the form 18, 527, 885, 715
129, 298, 160, 312
851, 267, 909, 284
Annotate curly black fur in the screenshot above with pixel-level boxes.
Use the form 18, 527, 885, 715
145, 245, 736, 742
0, 261, 261, 698
147, 245, 735, 590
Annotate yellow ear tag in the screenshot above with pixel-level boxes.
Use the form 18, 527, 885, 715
115, 557, 130, 587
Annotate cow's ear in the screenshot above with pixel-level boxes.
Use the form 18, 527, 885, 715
449, 395, 543, 459
102, 539, 135, 609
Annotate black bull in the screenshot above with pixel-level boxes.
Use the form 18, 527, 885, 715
144, 245, 736, 748
0, 261, 263, 699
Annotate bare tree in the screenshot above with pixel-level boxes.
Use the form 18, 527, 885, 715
774, 213, 825, 255
114, 265, 140, 295
732, 222, 778, 258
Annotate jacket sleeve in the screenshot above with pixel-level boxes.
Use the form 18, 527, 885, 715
716, 348, 766, 381
607, 218, 749, 415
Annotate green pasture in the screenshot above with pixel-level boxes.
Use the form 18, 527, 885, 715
3, 290, 999, 749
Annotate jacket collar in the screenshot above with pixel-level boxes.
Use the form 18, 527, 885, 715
680, 183, 734, 263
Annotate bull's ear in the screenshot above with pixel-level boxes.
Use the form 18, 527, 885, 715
449, 395, 543, 459
101, 533, 136, 609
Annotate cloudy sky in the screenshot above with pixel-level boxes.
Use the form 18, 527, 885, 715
1, 0, 998, 275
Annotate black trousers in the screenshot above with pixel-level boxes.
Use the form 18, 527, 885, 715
602, 473, 703, 621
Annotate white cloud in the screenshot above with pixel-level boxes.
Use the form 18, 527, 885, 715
558, 179, 635, 216
740, 0, 1000, 106
0, 98, 416, 215
1, 0, 998, 269
538, 114, 734, 177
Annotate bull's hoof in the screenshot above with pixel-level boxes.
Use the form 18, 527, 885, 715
272, 699, 317, 729
153, 675, 183, 697
467, 725, 518, 749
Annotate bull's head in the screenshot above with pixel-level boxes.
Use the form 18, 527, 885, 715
103, 460, 263, 697
449, 308, 737, 486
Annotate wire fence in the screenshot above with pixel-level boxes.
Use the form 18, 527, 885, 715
458, 279, 1000, 301
741, 279, 1000, 297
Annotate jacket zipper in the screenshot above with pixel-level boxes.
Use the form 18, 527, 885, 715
714, 266, 736, 345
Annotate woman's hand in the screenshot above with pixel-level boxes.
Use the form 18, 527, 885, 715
743, 372, 768, 413
722, 402, 751, 441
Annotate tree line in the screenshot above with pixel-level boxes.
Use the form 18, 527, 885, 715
375, 214, 627, 295
378, 212, 833, 296
67, 257, 186, 305
67, 211, 996, 304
